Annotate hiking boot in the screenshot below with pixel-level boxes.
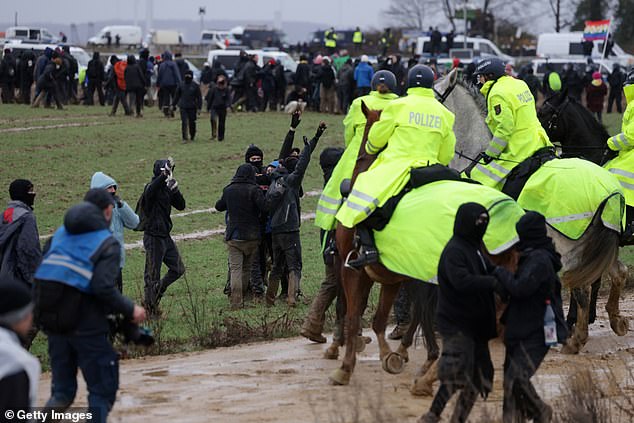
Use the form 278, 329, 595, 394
345, 248, 379, 270
417, 412, 440, 423
300, 328, 327, 344
388, 323, 409, 340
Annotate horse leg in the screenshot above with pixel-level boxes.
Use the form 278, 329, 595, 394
606, 260, 629, 336
325, 255, 345, 360
562, 286, 591, 354
373, 282, 405, 374
329, 267, 372, 385
411, 283, 440, 397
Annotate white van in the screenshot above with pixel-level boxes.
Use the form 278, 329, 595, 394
536, 32, 634, 67
5, 27, 58, 43
207, 49, 296, 79
201, 30, 240, 49
415, 35, 514, 64
3, 40, 90, 74
88, 25, 142, 47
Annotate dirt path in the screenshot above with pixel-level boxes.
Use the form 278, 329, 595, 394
36, 298, 634, 422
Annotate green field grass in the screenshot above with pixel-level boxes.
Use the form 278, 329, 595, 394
1, 103, 629, 369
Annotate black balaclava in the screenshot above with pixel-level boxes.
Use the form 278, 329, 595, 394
516, 211, 550, 251
319, 147, 344, 184
184, 70, 193, 83
9, 179, 35, 208
232, 163, 257, 184
245, 144, 264, 171
453, 202, 489, 246
284, 157, 298, 173
153, 159, 169, 177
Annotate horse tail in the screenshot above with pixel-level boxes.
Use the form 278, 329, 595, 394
561, 219, 619, 290
406, 281, 439, 356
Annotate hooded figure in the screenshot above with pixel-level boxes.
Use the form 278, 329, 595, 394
494, 211, 566, 423
90, 172, 139, 283
215, 164, 265, 308
0, 180, 41, 287
421, 202, 497, 423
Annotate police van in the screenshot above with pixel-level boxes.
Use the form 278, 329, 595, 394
415, 35, 513, 65
5, 26, 59, 44
536, 32, 634, 67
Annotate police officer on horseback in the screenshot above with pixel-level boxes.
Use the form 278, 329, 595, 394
470, 57, 554, 199
336, 65, 456, 269
605, 69, 634, 243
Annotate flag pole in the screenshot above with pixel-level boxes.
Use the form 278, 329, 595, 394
600, 17, 613, 72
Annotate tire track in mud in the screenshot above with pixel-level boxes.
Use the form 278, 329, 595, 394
0, 121, 110, 133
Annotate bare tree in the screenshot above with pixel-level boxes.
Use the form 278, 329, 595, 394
549, 0, 579, 31
384, 0, 440, 30
441, 0, 458, 31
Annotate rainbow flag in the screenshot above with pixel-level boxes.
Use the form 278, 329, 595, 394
583, 20, 611, 40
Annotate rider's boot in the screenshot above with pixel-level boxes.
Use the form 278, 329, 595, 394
345, 224, 379, 270
620, 222, 634, 246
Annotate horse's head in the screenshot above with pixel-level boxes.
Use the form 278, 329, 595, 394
538, 91, 615, 165
351, 101, 383, 182
433, 68, 459, 103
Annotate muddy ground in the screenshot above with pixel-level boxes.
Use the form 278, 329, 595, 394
38, 298, 634, 422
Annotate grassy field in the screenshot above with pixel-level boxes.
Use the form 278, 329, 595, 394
0, 103, 629, 368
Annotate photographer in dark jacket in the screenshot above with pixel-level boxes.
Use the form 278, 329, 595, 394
173, 69, 202, 143
141, 159, 186, 315
18, 50, 36, 105
215, 164, 265, 309
494, 212, 567, 423
85, 51, 105, 106
124, 55, 146, 117
265, 121, 326, 307
34, 189, 146, 423
420, 202, 498, 423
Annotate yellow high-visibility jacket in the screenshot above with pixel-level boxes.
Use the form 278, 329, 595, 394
604, 84, 634, 206
470, 75, 553, 189
336, 87, 456, 228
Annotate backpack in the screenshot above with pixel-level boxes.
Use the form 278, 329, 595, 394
114, 61, 127, 90
35, 280, 83, 334
265, 177, 288, 211
133, 184, 149, 231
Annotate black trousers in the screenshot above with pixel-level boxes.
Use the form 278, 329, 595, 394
85, 80, 105, 105
180, 108, 197, 140
20, 79, 33, 104
143, 234, 186, 312
158, 86, 176, 115
128, 88, 145, 115
246, 84, 258, 111
111, 88, 130, 115
607, 88, 623, 113
211, 107, 227, 140
503, 340, 550, 423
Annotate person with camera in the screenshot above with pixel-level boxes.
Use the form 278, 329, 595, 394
139, 159, 186, 316
90, 172, 140, 293
34, 188, 146, 423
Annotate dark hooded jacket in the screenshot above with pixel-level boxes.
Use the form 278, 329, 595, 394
86, 51, 104, 82
39, 202, 134, 335
265, 136, 318, 234
157, 52, 181, 87
173, 76, 202, 110
496, 212, 568, 345
436, 202, 498, 341
215, 164, 265, 241
124, 55, 146, 91
0, 200, 41, 286
143, 160, 186, 237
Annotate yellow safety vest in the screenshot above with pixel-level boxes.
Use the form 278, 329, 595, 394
604, 85, 634, 206
314, 91, 398, 231
324, 30, 337, 48
470, 75, 553, 189
336, 87, 456, 228
353, 31, 363, 44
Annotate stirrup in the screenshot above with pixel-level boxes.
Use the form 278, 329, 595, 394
345, 248, 379, 270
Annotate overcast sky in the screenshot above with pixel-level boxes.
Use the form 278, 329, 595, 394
5, 0, 388, 28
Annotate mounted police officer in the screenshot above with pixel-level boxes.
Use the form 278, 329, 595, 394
604, 70, 634, 243
315, 70, 399, 233
470, 57, 554, 199
336, 65, 456, 268
34, 189, 146, 423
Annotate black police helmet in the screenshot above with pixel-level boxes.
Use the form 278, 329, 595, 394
371, 70, 397, 92
625, 69, 634, 87
407, 64, 435, 89
474, 57, 506, 80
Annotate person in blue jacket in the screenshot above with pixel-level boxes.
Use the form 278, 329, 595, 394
354, 55, 374, 97
90, 172, 139, 292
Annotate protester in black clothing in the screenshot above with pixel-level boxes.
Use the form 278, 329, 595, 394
0, 48, 17, 103
230, 50, 249, 109
273, 59, 287, 111
32, 52, 63, 109
138, 48, 152, 92
419, 202, 498, 423
582, 38, 594, 57
243, 54, 260, 112
562, 63, 583, 102
215, 164, 265, 309
173, 70, 202, 143
205, 75, 231, 141
260, 59, 276, 111
608, 63, 626, 113
0, 282, 40, 415
294, 55, 311, 92
446, 30, 455, 52
35, 189, 146, 423
337, 59, 355, 114
85, 52, 105, 105
210, 60, 228, 85
495, 212, 567, 423
430, 27, 443, 56
62, 46, 78, 104
265, 121, 326, 307
17, 50, 35, 104
140, 159, 186, 315
174, 52, 189, 79
124, 55, 146, 117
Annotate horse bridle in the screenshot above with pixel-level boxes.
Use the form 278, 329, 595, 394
541, 96, 570, 133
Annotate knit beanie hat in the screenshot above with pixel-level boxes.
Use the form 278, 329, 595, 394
0, 281, 33, 327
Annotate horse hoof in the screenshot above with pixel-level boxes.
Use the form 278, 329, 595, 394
410, 377, 434, 397
329, 368, 351, 386
610, 316, 629, 336
561, 339, 581, 355
381, 352, 405, 374
355, 336, 367, 353
324, 344, 340, 360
